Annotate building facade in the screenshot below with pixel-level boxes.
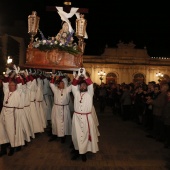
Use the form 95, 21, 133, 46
83, 41, 170, 85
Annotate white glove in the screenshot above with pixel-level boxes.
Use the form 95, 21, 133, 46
51, 73, 56, 78
73, 71, 76, 78
32, 69, 37, 75
24, 69, 29, 77
5, 68, 12, 75
13, 64, 17, 73
42, 71, 45, 76
29, 69, 32, 74
78, 68, 82, 77
19, 70, 25, 74
17, 66, 20, 74
82, 68, 86, 76
62, 78, 68, 87
39, 70, 42, 75
13, 65, 20, 75
25, 69, 29, 76
37, 69, 42, 75
58, 71, 62, 76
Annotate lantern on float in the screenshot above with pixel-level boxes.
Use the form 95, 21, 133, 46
75, 14, 87, 54
28, 11, 40, 45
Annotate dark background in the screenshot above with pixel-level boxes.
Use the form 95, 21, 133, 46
0, 0, 170, 56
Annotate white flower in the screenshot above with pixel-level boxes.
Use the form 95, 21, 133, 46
34, 44, 40, 48
54, 41, 58, 44
42, 40, 47, 44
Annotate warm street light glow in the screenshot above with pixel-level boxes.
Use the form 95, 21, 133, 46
156, 72, 164, 82
98, 70, 106, 83
156, 72, 163, 77
7, 56, 13, 64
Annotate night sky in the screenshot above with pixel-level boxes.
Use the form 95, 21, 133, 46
0, 0, 170, 57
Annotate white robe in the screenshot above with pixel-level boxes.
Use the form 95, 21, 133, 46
0, 82, 24, 147
35, 78, 46, 128
42, 78, 52, 121
48, 83, 54, 114
29, 79, 44, 133
23, 81, 35, 139
91, 105, 100, 137
15, 84, 31, 143
50, 83, 72, 137
71, 83, 99, 154
0, 113, 9, 145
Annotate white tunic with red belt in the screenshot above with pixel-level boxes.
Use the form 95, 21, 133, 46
0, 78, 24, 147
35, 77, 47, 129
29, 76, 44, 133
50, 81, 72, 137
71, 78, 99, 154
42, 77, 52, 121
23, 80, 35, 139
15, 83, 31, 143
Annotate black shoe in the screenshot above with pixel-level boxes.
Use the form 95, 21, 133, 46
16, 146, 21, 152
47, 128, 52, 136
0, 151, 7, 157
61, 137, 66, 143
71, 154, 79, 160
24, 141, 28, 147
48, 135, 57, 142
146, 134, 154, 138
70, 149, 77, 154
81, 154, 87, 162
0, 144, 7, 157
8, 148, 14, 156
71, 151, 79, 160
69, 142, 74, 149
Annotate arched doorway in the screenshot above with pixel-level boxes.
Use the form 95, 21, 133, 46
133, 73, 145, 83
106, 73, 117, 84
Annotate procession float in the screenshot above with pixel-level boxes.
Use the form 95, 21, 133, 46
23, 3, 88, 72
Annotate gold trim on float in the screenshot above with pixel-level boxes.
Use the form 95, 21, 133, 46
64, 2, 71, 5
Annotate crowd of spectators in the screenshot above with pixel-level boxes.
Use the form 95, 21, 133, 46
94, 80, 170, 149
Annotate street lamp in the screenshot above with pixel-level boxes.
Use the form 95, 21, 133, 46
7, 56, 13, 65
98, 70, 106, 83
156, 72, 164, 82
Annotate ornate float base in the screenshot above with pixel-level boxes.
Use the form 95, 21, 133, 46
21, 48, 83, 71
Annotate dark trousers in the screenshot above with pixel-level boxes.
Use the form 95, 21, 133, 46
153, 115, 164, 140
164, 125, 170, 146
99, 96, 106, 113
122, 105, 131, 121
144, 109, 154, 130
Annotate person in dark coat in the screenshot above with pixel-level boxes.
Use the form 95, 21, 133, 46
98, 82, 107, 113
134, 86, 145, 125
120, 84, 132, 121
162, 90, 170, 148
0, 78, 4, 112
147, 83, 169, 141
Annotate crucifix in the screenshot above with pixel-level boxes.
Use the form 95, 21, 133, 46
46, 0, 88, 53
